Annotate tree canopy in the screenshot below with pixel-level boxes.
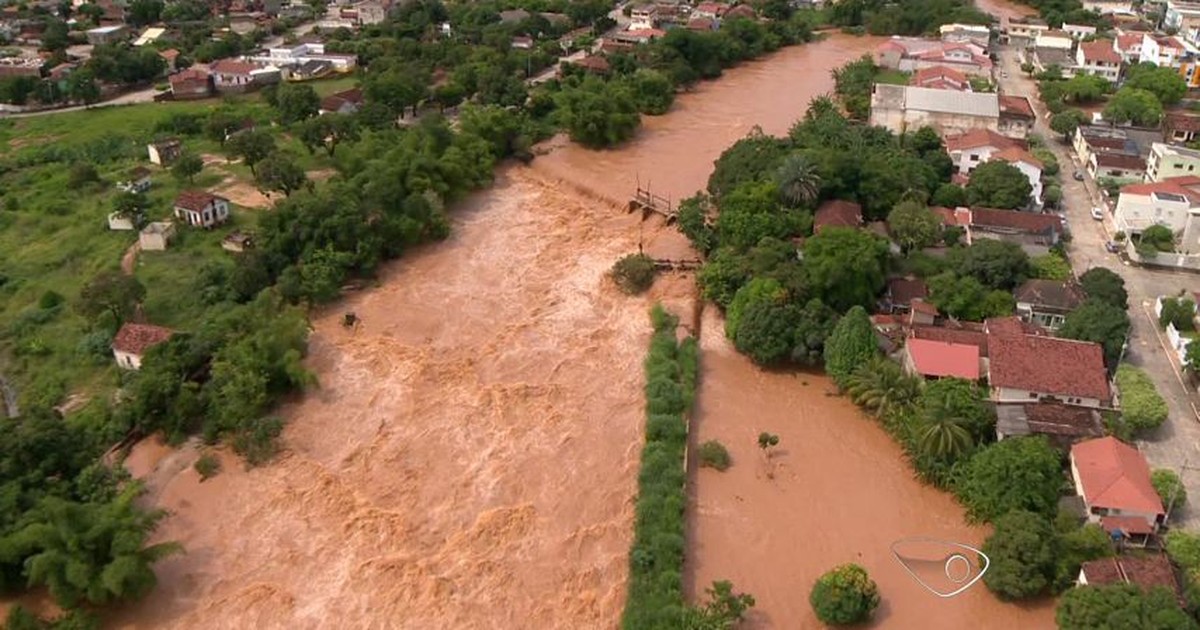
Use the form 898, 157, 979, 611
1103, 87, 1165, 127
1056, 584, 1196, 630
981, 509, 1057, 600
1079, 267, 1128, 310
966, 161, 1033, 210
955, 436, 1063, 522
1059, 299, 1130, 366
809, 564, 880, 626
824, 306, 877, 387
1124, 62, 1189, 106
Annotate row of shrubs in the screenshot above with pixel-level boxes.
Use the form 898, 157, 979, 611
621, 305, 700, 629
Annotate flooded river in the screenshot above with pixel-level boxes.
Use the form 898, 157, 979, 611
107, 30, 1054, 630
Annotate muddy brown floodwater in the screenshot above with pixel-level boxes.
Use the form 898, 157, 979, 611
104, 31, 1055, 630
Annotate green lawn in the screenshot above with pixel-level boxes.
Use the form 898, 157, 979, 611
0, 97, 295, 411
874, 69, 910, 86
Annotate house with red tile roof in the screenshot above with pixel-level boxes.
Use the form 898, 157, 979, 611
1070, 436, 1166, 539
1113, 31, 1143, 63
813, 199, 863, 233
168, 69, 212, 100
910, 66, 972, 91
987, 320, 1111, 407
210, 59, 278, 93
875, 37, 992, 75
1078, 555, 1182, 601
901, 337, 981, 380
943, 129, 1019, 173
998, 94, 1036, 138
1076, 39, 1121, 81
1165, 111, 1200, 144
967, 207, 1066, 254
319, 87, 364, 115
112, 323, 174, 370
174, 191, 231, 228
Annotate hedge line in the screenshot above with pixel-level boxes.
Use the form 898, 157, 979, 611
621, 305, 700, 629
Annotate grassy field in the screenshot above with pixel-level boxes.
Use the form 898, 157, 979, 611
0, 82, 352, 412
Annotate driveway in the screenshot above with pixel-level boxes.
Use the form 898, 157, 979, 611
997, 45, 1200, 529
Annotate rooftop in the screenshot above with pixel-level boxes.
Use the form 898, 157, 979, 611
988, 330, 1110, 400
993, 146, 1044, 169
1153, 141, 1200, 159
1024, 402, 1104, 437
944, 128, 1019, 152
1080, 39, 1121, 64
814, 199, 863, 232
1014, 278, 1087, 311
112, 323, 174, 356
903, 86, 1000, 118
906, 338, 981, 380
910, 323, 989, 355
1072, 436, 1164, 514
887, 277, 928, 306
969, 207, 1063, 234
1120, 175, 1200, 204
210, 59, 260, 75
174, 190, 225, 212
1080, 555, 1179, 594
1095, 152, 1146, 170
998, 95, 1035, 120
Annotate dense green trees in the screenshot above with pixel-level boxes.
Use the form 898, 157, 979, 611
1050, 109, 1087, 139
803, 228, 889, 312
1103, 87, 1165, 127
823, 306, 877, 387
171, 152, 203, 184
966, 161, 1033, 210
1159, 295, 1196, 331
1114, 365, 1168, 436
809, 564, 880, 626
612, 253, 657, 294
1124, 62, 1189, 106
1153, 469, 1188, 514
273, 83, 320, 125
927, 271, 1015, 321
76, 272, 145, 326
831, 55, 878, 120
1060, 299, 1130, 366
1080, 267, 1128, 310
844, 357, 920, 419
1140, 224, 1177, 255
225, 129, 276, 176
255, 151, 308, 197
946, 239, 1031, 291
981, 510, 1057, 600
1057, 585, 1196, 630
554, 76, 640, 148
887, 201, 941, 253
954, 436, 1062, 522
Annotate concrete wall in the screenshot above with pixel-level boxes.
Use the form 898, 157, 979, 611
992, 386, 1104, 408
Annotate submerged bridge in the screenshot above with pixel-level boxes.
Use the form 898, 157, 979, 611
652, 258, 702, 271
628, 184, 678, 223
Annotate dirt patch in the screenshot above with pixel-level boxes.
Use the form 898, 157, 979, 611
7, 134, 62, 150
121, 241, 141, 275
200, 154, 230, 167
209, 178, 274, 210
307, 169, 337, 183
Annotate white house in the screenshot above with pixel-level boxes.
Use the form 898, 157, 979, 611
1146, 142, 1200, 182
1075, 39, 1121, 82
1113, 176, 1200, 248
1113, 31, 1143, 64
630, 2, 658, 29
1166, 0, 1200, 47
1062, 23, 1098, 40
943, 129, 1043, 205
173, 191, 231, 228
1140, 33, 1190, 68
1070, 437, 1166, 538
1034, 29, 1074, 51
112, 322, 174, 370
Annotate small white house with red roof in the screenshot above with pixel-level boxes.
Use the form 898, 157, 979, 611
174, 191, 231, 228
112, 323, 174, 370
1113, 175, 1200, 245
1076, 39, 1122, 81
1113, 31, 1143, 64
910, 66, 972, 91
943, 129, 1020, 174
1070, 436, 1166, 539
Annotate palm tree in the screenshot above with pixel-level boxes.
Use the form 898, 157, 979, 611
775, 154, 821, 208
916, 395, 974, 460
844, 358, 921, 418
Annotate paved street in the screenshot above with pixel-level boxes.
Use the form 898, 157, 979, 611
997, 46, 1200, 528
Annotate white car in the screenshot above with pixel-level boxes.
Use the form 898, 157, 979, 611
1091, 207, 1104, 220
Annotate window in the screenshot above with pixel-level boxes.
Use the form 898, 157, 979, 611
1029, 392, 1038, 399
1176, 163, 1185, 169
969, 153, 980, 161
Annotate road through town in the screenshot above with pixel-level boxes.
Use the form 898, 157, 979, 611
997, 46, 1200, 528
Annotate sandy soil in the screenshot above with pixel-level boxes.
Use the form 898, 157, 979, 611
209, 178, 274, 210
110, 168, 684, 629
121, 242, 140, 275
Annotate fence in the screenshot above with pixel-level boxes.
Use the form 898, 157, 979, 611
1129, 242, 1200, 272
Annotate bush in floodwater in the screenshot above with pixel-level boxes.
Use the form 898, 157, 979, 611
612, 253, 657, 294
194, 453, 221, 481
810, 563, 880, 626
698, 440, 731, 471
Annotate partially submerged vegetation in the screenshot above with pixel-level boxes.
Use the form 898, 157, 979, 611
621, 305, 753, 629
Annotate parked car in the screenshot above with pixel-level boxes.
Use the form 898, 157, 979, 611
1105, 241, 1121, 253
1073, 171, 1085, 181
1091, 206, 1104, 220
